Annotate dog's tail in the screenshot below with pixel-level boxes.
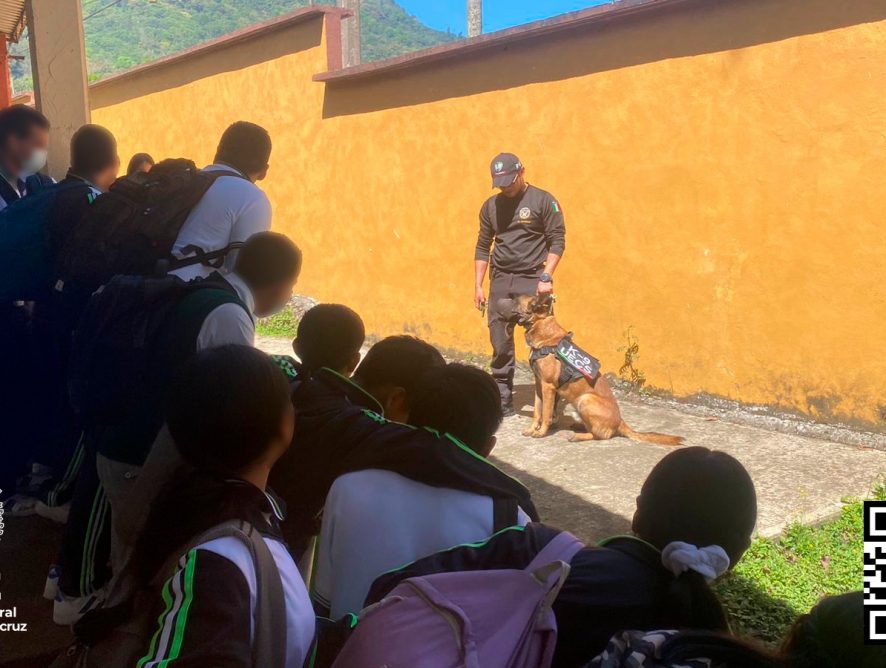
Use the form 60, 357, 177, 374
616, 420, 684, 446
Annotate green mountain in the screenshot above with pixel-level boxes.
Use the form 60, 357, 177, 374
10, 0, 459, 93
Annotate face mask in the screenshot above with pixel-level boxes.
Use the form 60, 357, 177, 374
22, 148, 48, 174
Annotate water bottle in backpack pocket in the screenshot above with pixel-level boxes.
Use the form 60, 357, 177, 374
331, 531, 584, 668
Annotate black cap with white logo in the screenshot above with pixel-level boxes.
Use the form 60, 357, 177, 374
490, 152, 523, 188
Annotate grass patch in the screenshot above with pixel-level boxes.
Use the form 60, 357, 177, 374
715, 484, 882, 643
256, 303, 300, 338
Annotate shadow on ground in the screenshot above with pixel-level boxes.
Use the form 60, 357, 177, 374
489, 452, 631, 543
715, 572, 801, 644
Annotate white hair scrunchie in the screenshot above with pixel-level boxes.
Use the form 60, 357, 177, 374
660, 541, 730, 582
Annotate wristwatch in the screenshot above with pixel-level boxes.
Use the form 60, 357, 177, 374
540, 273, 553, 283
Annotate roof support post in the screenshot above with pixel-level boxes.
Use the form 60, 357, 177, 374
26, 0, 90, 179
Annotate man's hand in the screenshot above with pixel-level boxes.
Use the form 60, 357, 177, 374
475, 286, 487, 311
537, 281, 553, 295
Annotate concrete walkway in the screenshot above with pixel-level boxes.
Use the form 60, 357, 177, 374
258, 335, 886, 542
495, 383, 883, 542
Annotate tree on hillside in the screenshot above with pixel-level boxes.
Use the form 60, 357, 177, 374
8, 0, 458, 93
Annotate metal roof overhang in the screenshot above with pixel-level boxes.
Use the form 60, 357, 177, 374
0, 0, 26, 41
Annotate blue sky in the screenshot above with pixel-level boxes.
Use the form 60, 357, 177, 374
397, 0, 611, 35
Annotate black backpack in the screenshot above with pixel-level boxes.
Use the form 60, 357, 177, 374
57, 158, 245, 291
0, 178, 89, 302
67, 273, 245, 425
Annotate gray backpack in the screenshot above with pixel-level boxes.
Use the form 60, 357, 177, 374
51, 520, 287, 668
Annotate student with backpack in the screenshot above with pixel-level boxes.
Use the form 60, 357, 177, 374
170, 121, 273, 280
53, 232, 302, 622
364, 447, 757, 668
268, 335, 538, 566
29, 126, 121, 514
54, 346, 315, 668
1, 124, 119, 515
313, 362, 528, 619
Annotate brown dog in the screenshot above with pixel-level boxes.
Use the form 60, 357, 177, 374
503, 294, 683, 445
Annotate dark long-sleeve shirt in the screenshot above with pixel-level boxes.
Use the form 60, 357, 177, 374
475, 184, 565, 274
267, 364, 538, 553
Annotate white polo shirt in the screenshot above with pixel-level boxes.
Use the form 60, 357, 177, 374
196, 272, 256, 350
171, 164, 272, 281
313, 469, 531, 619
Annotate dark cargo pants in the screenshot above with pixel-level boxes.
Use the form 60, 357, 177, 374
487, 269, 540, 407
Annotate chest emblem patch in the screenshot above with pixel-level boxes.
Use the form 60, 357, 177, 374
518, 206, 532, 220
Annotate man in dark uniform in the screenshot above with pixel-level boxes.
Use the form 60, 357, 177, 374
474, 153, 565, 415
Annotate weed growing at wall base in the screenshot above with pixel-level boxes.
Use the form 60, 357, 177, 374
715, 484, 881, 643
256, 303, 300, 338
617, 326, 647, 393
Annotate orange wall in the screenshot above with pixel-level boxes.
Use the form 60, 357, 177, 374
90, 0, 886, 427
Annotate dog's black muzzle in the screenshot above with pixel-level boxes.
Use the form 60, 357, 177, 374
495, 297, 533, 327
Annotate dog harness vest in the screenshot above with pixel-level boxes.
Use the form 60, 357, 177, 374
528, 333, 602, 388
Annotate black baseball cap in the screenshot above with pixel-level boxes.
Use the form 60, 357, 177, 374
490, 152, 523, 188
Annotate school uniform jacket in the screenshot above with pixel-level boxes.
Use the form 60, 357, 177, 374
138, 484, 315, 668
367, 523, 728, 668
267, 364, 539, 554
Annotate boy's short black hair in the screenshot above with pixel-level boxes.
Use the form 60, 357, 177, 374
409, 363, 502, 454
296, 304, 365, 372
215, 121, 272, 175
353, 335, 445, 403
166, 345, 291, 475
235, 232, 302, 289
0, 104, 50, 147
70, 124, 117, 176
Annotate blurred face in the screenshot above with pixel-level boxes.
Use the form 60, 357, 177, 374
5, 125, 50, 175
252, 281, 294, 318
498, 169, 526, 198
251, 164, 269, 182
95, 156, 121, 192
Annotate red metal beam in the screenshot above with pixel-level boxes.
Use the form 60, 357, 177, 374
0, 38, 12, 108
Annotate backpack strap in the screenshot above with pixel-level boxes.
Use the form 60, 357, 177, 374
161, 241, 245, 274
156, 519, 287, 668
525, 530, 584, 572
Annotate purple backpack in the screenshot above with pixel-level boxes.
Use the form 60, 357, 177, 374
331, 531, 584, 668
